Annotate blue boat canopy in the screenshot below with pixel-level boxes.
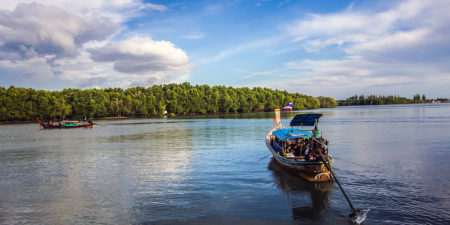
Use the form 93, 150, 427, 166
273, 128, 312, 141
289, 113, 322, 127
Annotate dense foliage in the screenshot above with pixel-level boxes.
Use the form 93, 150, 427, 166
0, 83, 322, 121
338, 94, 431, 106
317, 96, 338, 108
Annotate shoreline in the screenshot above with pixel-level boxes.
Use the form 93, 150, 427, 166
0, 116, 132, 124
0, 111, 274, 124
2, 102, 447, 124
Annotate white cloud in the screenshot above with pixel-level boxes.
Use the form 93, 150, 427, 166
143, 3, 168, 12
0, 39, 191, 89
0, 2, 118, 61
244, 56, 450, 98
0, 1, 191, 89
278, 54, 449, 98
281, 0, 450, 98
49, 51, 114, 86
288, 0, 439, 47
88, 36, 191, 86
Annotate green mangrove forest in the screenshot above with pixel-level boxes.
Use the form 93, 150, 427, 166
0, 83, 337, 121
338, 94, 432, 106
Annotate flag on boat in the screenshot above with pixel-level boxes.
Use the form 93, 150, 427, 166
281, 103, 293, 111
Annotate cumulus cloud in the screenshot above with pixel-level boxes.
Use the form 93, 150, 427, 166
88, 36, 191, 85
0, 1, 190, 88
282, 0, 450, 98
0, 2, 118, 61
289, 0, 450, 55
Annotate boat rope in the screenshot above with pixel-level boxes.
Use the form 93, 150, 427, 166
314, 172, 331, 182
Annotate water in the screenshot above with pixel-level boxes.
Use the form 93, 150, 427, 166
0, 104, 449, 225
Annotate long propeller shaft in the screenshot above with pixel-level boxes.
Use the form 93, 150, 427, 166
318, 152, 356, 213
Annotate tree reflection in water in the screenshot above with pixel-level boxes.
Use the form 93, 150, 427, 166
268, 158, 333, 222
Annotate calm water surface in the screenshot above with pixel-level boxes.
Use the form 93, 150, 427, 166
0, 104, 449, 225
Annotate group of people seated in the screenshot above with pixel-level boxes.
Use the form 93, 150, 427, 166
273, 137, 316, 161
288, 138, 313, 159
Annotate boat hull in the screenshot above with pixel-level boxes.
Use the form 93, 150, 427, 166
40, 124, 94, 129
36, 117, 94, 129
266, 130, 333, 182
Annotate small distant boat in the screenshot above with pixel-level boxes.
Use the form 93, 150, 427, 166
281, 103, 293, 111
36, 117, 94, 129
266, 109, 333, 182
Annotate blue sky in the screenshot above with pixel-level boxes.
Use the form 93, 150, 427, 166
0, 0, 449, 99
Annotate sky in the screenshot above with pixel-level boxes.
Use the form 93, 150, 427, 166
0, 0, 449, 99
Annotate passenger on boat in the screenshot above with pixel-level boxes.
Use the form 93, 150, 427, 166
286, 139, 296, 153
292, 141, 302, 156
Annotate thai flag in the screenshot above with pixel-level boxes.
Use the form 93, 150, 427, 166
281, 103, 293, 111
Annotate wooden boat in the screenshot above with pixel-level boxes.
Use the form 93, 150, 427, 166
36, 117, 94, 129
266, 109, 333, 182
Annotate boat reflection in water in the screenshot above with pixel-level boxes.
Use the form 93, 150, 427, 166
268, 158, 333, 222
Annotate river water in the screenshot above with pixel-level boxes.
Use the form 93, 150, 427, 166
0, 104, 449, 225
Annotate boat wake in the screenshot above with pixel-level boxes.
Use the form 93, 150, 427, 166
351, 209, 369, 224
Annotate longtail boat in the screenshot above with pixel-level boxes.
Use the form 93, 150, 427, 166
36, 117, 94, 129
266, 109, 333, 182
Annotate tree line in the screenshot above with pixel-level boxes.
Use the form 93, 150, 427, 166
316, 96, 338, 108
338, 94, 432, 106
0, 83, 338, 121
